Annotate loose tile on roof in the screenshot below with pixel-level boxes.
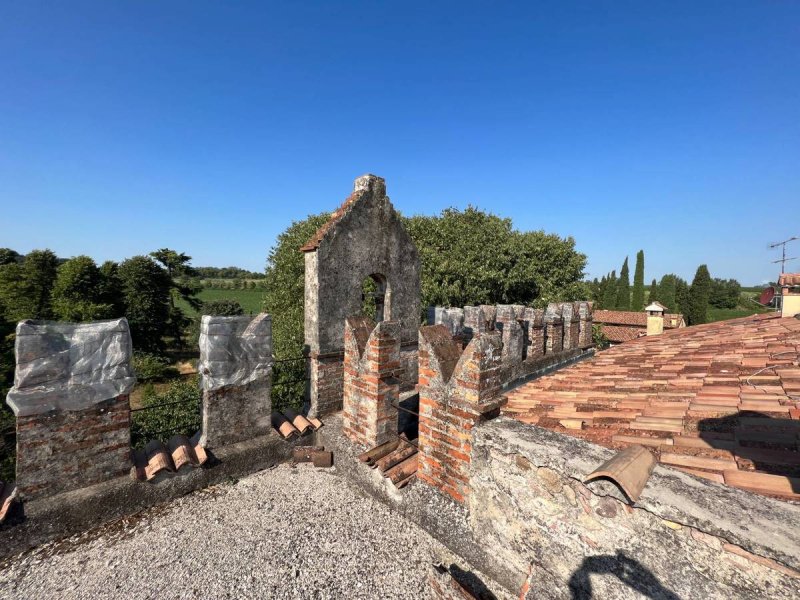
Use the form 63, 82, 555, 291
504, 313, 800, 501
0, 481, 18, 523
357, 436, 418, 489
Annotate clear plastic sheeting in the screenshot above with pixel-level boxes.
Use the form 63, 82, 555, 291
198, 313, 273, 392
6, 318, 136, 417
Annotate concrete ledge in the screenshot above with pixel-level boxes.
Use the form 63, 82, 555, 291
0, 431, 300, 559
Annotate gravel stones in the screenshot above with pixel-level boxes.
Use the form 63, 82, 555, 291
0, 463, 508, 599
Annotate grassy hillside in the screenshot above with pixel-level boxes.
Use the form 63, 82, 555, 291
177, 287, 265, 316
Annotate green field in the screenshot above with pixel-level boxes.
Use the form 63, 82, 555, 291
177, 287, 265, 316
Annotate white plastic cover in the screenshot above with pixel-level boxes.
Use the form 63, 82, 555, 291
198, 313, 272, 392
6, 318, 136, 417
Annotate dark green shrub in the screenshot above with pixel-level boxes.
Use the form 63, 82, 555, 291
132, 352, 178, 382
130, 377, 202, 447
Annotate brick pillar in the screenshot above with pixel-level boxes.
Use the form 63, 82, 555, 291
496, 305, 524, 364
342, 317, 401, 448
417, 325, 504, 504
524, 308, 545, 359
198, 314, 272, 448
560, 302, 581, 351
577, 301, 594, 349
544, 303, 564, 354
6, 319, 136, 502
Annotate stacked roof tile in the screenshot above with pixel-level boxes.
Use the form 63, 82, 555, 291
133, 432, 208, 482
504, 313, 800, 500
779, 273, 800, 287
272, 409, 323, 439
358, 436, 418, 489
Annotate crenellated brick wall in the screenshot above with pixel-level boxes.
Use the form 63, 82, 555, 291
342, 317, 402, 448
5, 319, 136, 502
428, 301, 594, 388
417, 325, 506, 503
198, 314, 273, 448
16, 395, 131, 501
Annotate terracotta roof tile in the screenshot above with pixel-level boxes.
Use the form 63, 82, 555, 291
133, 432, 207, 482
594, 310, 684, 328
357, 436, 418, 489
0, 481, 18, 523
300, 189, 365, 252
504, 313, 800, 500
779, 273, 800, 287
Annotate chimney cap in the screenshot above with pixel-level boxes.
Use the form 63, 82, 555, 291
644, 302, 665, 313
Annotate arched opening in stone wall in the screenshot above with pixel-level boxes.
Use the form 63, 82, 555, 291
360, 273, 389, 322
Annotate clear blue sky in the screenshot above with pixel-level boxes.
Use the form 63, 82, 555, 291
1, 2, 798, 285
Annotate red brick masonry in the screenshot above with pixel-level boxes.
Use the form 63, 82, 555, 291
417, 325, 506, 503
342, 317, 402, 448
16, 394, 131, 501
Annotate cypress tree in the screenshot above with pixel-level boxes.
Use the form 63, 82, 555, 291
602, 270, 617, 309
648, 279, 658, 303
615, 257, 631, 310
675, 278, 691, 319
688, 265, 712, 325
657, 274, 678, 312
631, 250, 645, 310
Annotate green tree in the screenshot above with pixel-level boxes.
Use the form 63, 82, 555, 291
0, 249, 59, 322
688, 265, 712, 325
404, 206, 587, 308
656, 274, 679, 312
117, 256, 172, 353
264, 213, 331, 359
615, 257, 631, 310
0, 249, 21, 266
150, 248, 201, 347
51, 256, 115, 322
98, 261, 126, 316
631, 250, 645, 311
602, 271, 617, 309
675, 278, 691, 317
648, 278, 658, 303
709, 278, 741, 309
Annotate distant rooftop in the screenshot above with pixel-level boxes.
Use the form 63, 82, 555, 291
593, 308, 685, 343
504, 313, 800, 501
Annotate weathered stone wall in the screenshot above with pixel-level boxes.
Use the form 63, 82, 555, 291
470, 418, 800, 599
343, 317, 401, 448
303, 175, 421, 416
198, 314, 273, 448
5, 318, 136, 502
428, 302, 593, 386
417, 326, 505, 503
15, 395, 131, 501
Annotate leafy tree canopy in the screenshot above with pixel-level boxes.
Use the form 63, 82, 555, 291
51, 255, 116, 322
117, 255, 172, 353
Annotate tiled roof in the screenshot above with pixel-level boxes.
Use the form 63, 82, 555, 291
600, 324, 646, 343
503, 313, 800, 500
779, 273, 800, 287
300, 190, 363, 252
593, 309, 684, 328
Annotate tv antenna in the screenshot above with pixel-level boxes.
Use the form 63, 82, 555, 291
769, 236, 799, 273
